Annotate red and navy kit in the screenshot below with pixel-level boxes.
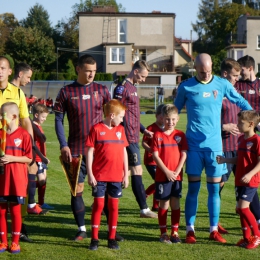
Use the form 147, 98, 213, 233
33, 123, 46, 162
143, 123, 163, 166
0, 127, 32, 197
86, 122, 128, 182
235, 79, 260, 111
113, 80, 140, 144
235, 134, 260, 188
151, 129, 188, 182
221, 98, 240, 152
54, 81, 111, 155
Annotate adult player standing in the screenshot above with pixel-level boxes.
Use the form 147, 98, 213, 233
113, 60, 157, 218
54, 54, 112, 241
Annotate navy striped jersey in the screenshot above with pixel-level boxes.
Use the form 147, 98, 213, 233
54, 81, 111, 155
235, 79, 260, 111
113, 80, 140, 143
221, 98, 240, 151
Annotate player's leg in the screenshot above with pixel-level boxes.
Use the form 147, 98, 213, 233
206, 151, 226, 243
127, 143, 157, 218
155, 182, 171, 244
106, 182, 122, 250
249, 192, 260, 228
72, 157, 87, 241
145, 165, 159, 211
0, 200, 8, 253
185, 151, 203, 244
170, 181, 182, 243
89, 182, 106, 250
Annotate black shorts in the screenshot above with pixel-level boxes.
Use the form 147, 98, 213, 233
235, 186, 258, 203
92, 182, 122, 198
76, 155, 87, 183
145, 165, 156, 180
126, 143, 141, 167
155, 181, 182, 200
0, 196, 25, 204
36, 162, 48, 174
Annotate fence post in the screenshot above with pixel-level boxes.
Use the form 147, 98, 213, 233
154, 86, 157, 110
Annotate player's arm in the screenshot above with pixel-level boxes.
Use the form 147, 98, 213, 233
122, 147, 129, 188
142, 135, 151, 152
222, 123, 240, 136
153, 151, 176, 181
0, 155, 32, 164
86, 147, 97, 187
174, 150, 187, 176
241, 156, 260, 184
140, 124, 153, 138
216, 155, 237, 164
173, 84, 185, 113
20, 117, 34, 138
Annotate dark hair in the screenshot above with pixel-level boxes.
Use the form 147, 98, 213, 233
237, 55, 255, 70
0, 56, 11, 68
77, 54, 96, 67
14, 63, 32, 77
220, 58, 241, 73
32, 103, 49, 115
156, 104, 164, 116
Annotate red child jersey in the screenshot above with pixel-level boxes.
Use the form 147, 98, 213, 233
86, 122, 129, 182
0, 127, 32, 197
143, 122, 163, 166
151, 129, 188, 182
33, 123, 46, 162
235, 134, 260, 188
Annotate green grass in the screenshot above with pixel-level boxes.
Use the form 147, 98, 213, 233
5, 113, 260, 259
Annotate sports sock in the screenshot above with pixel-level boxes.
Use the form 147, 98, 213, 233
131, 175, 148, 210
91, 197, 104, 240
38, 182, 46, 206
249, 192, 260, 221
237, 208, 251, 240
0, 203, 8, 244
171, 208, 180, 234
240, 207, 260, 236
145, 183, 155, 196
207, 182, 220, 227
28, 174, 37, 204
71, 192, 85, 228
10, 203, 21, 244
185, 181, 201, 226
158, 207, 168, 235
108, 197, 119, 240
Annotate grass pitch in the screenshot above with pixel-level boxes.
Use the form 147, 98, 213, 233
6, 112, 260, 259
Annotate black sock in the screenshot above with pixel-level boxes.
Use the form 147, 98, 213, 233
131, 175, 148, 210
71, 192, 85, 228
250, 192, 260, 221
28, 174, 36, 204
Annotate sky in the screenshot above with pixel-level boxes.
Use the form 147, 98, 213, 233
1, 0, 201, 40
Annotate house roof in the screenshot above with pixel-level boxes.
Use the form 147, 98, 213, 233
78, 12, 175, 18
174, 37, 194, 60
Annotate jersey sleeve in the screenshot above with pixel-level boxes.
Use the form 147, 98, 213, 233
151, 132, 159, 153
86, 126, 96, 148
113, 85, 125, 101
179, 132, 188, 151
121, 126, 129, 147
174, 83, 186, 113
103, 86, 111, 104
18, 89, 29, 119
23, 131, 33, 159
53, 87, 66, 114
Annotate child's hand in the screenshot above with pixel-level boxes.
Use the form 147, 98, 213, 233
165, 170, 176, 182
122, 175, 129, 189
216, 155, 225, 164
240, 173, 252, 184
87, 174, 97, 187
0, 155, 14, 164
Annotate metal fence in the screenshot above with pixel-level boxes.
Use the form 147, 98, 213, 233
24, 81, 177, 110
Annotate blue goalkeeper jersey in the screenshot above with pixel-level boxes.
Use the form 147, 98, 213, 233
174, 76, 252, 151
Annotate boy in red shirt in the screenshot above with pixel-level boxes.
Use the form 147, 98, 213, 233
86, 99, 129, 250
217, 110, 260, 249
0, 102, 32, 254
152, 104, 188, 244
142, 104, 164, 212
27, 103, 52, 214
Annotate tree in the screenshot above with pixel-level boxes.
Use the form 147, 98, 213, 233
20, 3, 53, 37
5, 26, 55, 71
232, 0, 260, 9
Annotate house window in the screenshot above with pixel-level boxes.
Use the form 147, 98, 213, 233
236, 50, 243, 60
258, 35, 260, 49
110, 47, 125, 63
118, 19, 127, 43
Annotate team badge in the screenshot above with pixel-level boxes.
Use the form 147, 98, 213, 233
174, 136, 181, 143
158, 137, 163, 141
100, 132, 106, 136
246, 142, 253, 149
93, 91, 99, 101
116, 132, 122, 140
115, 86, 125, 95
203, 92, 211, 98
82, 94, 90, 100
14, 138, 22, 147
213, 90, 218, 99
249, 90, 255, 94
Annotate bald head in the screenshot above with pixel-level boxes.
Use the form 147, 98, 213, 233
1, 102, 19, 117
194, 53, 213, 82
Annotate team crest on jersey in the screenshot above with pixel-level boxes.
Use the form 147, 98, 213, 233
14, 138, 22, 147
93, 91, 99, 100
100, 132, 106, 136
82, 94, 90, 100
249, 90, 255, 95
158, 137, 163, 141
203, 92, 211, 98
246, 142, 253, 149
116, 132, 122, 140
174, 136, 181, 143
115, 86, 124, 95
213, 90, 218, 99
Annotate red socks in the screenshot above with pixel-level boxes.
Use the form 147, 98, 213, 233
10, 203, 22, 244
91, 198, 105, 240
158, 208, 168, 234
0, 203, 8, 244
108, 198, 119, 240
171, 208, 180, 234
38, 183, 46, 205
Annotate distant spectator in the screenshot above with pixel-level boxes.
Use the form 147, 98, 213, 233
172, 87, 177, 104
37, 98, 45, 105
28, 94, 37, 114
45, 97, 54, 112
158, 85, 165, 105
